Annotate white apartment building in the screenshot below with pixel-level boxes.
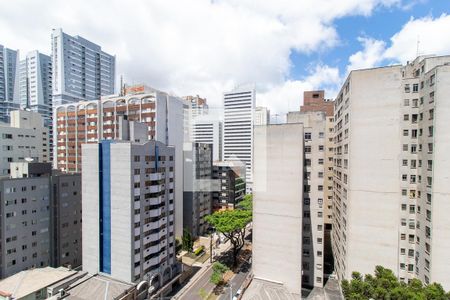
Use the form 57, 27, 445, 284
191, 118, 222, 161
287, 111, 327, 287
253, 123, 304, 296
332, 55, 450, 290
254, 106, 270, 126
0, 110, 49, 176
51, 28, 115, 106
0, 45, 19, 123
82, 139, 178, 289
18, 51, 52, 127
54, 85, 187, 238
223, 86, 255, 192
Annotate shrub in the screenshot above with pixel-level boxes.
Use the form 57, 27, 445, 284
194, 245, 205, 256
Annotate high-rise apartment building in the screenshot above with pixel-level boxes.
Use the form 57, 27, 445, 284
0, 45, 19, 123
332, 55, 450, 290
54, 85, 186, 237
287, 111, 328, 287
299, 91, 335, 273
0, 110, 49, 175
0, 163, 51, 278
0, 162, 81, 278
51, 28, 115, 106
191, 118, 222, 161
184, 95, 208, 119
212, 161, 246, 210
254, 106, 270, 126
223, 85, 255, 192
18, 51, 52, 127
253, 123, 304, 296
82, 139, 178, 287
183, 143, 213, 238
49, 171, 82, 269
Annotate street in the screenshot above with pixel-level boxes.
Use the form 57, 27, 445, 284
219, 260, 251, 300
178, 265, 216, 300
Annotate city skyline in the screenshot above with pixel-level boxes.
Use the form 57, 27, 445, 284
1, 1, 449, 118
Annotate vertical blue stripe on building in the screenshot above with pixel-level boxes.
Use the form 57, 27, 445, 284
99, 140, 112, 274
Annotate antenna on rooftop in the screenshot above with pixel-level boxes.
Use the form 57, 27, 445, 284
416, 35, 420, 57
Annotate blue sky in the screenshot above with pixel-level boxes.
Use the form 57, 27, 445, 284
290, 0, 449, 80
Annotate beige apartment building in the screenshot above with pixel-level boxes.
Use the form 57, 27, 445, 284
332, 55, 450, 290
253, 123, 304, 296
287, 111, 328, 287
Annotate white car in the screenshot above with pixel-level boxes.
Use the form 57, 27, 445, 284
232, 288, 243, 300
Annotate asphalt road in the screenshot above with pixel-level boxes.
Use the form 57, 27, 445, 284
179, 265, 216, 300
219, 261, 251, 300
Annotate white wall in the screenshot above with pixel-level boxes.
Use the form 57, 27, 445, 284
253, 124, 303, 295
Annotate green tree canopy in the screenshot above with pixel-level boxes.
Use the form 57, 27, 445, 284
237, 194, 252, 211
205, 209, 252, 266
342, 266, 450, 300
210, 262, 230, 285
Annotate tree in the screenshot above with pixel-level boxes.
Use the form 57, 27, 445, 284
210, 262, 230, 285
341, 266, 450, 300
205, 209, 252, 266
181, 228, 193, 252
175, 238, 182, 255
237, 194, 252, 211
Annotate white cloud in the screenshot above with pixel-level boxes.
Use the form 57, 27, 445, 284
347, 37, 386, 73
257, 65, 341, 119
347, 14, 450, 74
384, 13, 450, 62
0, 0, 401, 114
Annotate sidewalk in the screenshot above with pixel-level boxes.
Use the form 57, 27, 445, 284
173, 239, 232, 299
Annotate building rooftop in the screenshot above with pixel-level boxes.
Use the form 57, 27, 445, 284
48, 273, 136, 300
242, 278, 301, 300
0, 267, 77, 299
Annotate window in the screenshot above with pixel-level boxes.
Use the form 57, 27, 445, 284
403, 114, 409, 121
402, 160, 408, 166
134, 155, 140, 162
305, 146, 311, 153
318, 145, 324, 151
318, 159, 324, 165
305, 132, 311, 140
404, 99, 409, 106
318, 132, 324, 138
403, 129, 408, 137
404, 84, 410, 93
412, 84, 418, 92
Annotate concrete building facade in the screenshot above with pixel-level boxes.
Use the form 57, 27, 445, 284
253, 124, 304, 296
18, 51, 52, 127
287, 111, 327, 287
82, 140, 178, 288
191, 118, 222, 161
254, 106, 270, 126
0, 162, 81, 279
0, 110, 49, 176
183, 143, 213, 238
49, 172, 82, 269
54, 85, 186, 238
332, 55, 450, 290
212, 161, 246, 210
0, 45, 19, 123
223, 86, 255, 192
51, 28, 115, 106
